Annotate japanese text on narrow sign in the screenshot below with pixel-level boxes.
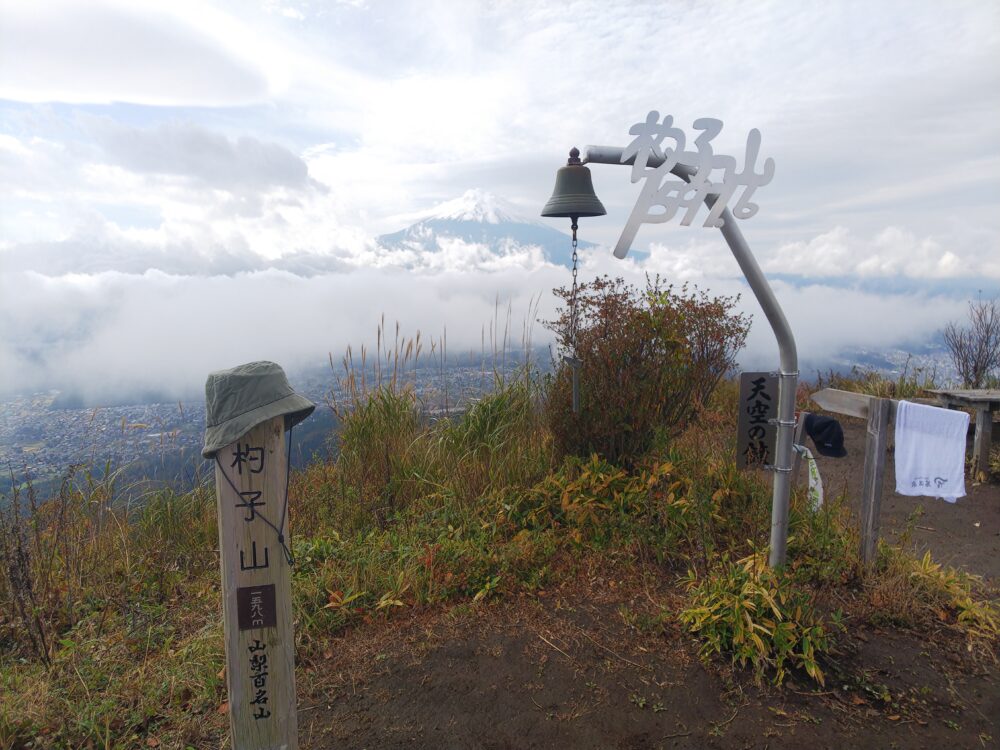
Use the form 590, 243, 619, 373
737, 372, 779, 469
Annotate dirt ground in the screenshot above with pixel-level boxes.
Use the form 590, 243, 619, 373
296, 415, 999, 749
299, 574, 997, 750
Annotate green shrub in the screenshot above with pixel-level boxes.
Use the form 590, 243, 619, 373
434, 377, 552, 502
0, 468, 216, 664
325, 376, 551, 529
0, 469, 223, 747
786, 492, 857, 586
504, 454, 689, 546
333, 385, 422, 525
545, 276, 749, 466
680, 554, 835, 686
658, 413, 775, 570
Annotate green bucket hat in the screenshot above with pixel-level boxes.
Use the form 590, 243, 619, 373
202, 361, 315, 459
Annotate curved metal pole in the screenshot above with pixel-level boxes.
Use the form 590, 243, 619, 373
583, 145, 798, 568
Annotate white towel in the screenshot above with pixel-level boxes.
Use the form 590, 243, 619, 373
894, 400, 969, 502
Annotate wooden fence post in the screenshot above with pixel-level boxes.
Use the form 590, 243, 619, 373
973, 406, 992, 481
215, 415, 298, 749
859, 398, 891, 567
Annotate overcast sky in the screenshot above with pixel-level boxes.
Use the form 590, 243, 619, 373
1, 0, 998, 400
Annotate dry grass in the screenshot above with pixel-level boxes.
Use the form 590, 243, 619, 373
811, 358, 940, 400
2, 317, 996, 747
866, 543, 999, 647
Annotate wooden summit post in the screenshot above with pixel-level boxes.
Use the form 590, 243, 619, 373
215, 415, 298, 749
811, 389, 894, 567
858, 398, 892, 567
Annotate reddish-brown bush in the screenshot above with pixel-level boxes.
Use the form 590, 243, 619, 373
545, 275, 750, 465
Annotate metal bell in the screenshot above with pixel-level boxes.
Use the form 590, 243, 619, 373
541, 147, 607, 219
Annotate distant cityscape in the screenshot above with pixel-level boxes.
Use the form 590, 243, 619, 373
0, 354, 541, 497
0, 344, 958, 499
820, 344, 958, 385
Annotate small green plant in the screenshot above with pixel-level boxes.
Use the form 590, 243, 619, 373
867, 544, 999, 642
473, 574, 501, 602
909, 551, 997, 637
0, 715, 34, 749
786, 492, 857, 586
504, 454, 688, 546
680, 554, 835, 686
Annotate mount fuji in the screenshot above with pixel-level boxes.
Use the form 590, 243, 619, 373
377, 189, 594, 269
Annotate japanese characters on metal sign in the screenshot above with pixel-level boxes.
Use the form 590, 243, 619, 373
215, 417, 297, 750
737, 372, 779, 470
615, 111, 774, 258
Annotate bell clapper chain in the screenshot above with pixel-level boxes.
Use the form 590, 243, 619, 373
565, 217, 582, 414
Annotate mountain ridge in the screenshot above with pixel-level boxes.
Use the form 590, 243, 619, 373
378, 188, 593, 268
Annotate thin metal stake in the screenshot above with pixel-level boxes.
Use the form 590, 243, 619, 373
567, 220, 581, 414
565, 355, 581, 413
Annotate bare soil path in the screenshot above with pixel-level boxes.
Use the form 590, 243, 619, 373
299, 569, 997, 749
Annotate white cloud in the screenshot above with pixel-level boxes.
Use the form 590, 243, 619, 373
740, 281, 967, 372
0, 266, 564, 399
767, 226, 1000, 280
0, 127, 361, 259
91, 120, 313, 191
0, 0, 276, 106
0, 258, 972, 400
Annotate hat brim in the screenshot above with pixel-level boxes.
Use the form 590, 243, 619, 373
202, 392, 315, 458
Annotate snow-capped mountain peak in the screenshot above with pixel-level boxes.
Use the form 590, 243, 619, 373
424, 189, 528, 225
376, 189, 595, 270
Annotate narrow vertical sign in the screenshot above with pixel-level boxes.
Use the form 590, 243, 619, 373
737, 371, 778, 469
215, 415, 297, 749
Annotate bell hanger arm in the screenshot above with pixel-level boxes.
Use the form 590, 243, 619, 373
582, 145, 696, 180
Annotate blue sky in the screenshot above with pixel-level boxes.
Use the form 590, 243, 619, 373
1, 0, 998, 398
